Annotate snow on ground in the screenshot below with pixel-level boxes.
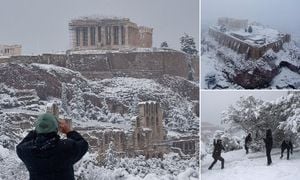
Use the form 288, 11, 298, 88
201, 31, 300, 89
202, 149, 300, 180
271, 67, 300, 88
0, 144, 198, 180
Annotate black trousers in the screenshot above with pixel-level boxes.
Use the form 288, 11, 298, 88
245, 145, 249, 154
280, 147, 291, 159
266, 148, 272, 165
209, 156, 224, 169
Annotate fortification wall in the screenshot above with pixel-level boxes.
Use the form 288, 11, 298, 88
0, 51, 197, 80
209, 28, 290, 59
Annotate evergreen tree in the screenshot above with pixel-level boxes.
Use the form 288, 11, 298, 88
104, 141, 117, 169
160, 41, 169, 48
61, 82, 69, 116
180, 33, 198, 56
248, 26, 253, 33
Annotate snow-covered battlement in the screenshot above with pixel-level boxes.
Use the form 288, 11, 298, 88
209, 18, 291, 59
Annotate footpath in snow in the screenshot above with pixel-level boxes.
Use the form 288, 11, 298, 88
202, 148, 300, 180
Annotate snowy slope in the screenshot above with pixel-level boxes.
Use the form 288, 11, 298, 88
202, 149, 300, 180
0, 63, 199, 179
201, 31, 300, 89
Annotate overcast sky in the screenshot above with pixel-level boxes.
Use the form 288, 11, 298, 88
201, 91, 288, 125
0, 0, 199, 55
201, 0, 300, 37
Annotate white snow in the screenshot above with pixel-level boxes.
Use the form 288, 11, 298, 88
271, 67, 300, 88
202, 149, 300, 180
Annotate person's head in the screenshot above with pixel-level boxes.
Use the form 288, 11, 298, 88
248, 133, 251, 137
35, 113, 58, 134
217, 139, 222, 144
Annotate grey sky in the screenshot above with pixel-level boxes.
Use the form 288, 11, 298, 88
201, 91, 288, 125
0, 0, 199, 55
201, 0, 300, 37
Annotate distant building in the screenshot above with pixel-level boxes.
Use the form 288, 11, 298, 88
0, 45, 21, 57
77, 101, 198, 160
218, 17, 248, 31
209, 17, 291, 59
69, 16, 153, 50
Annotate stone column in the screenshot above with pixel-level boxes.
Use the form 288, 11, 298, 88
110, 26, 113, 46
95, 26, 99, 47
118, 25, 122, 46
80, 28, 83, 47
125, 25, 129, 47
87, 26, 91, 47
102, 26, 106, 46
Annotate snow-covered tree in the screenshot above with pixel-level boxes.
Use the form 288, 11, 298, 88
69, 80, 86, 121
61, 82, 69, 116
248, 26, 253, 33
222, 93, 300, 151
160, 41, 168, 48
180, 34, 198, 56
104, 141, 118, 169
222, 96, 275, 151
213, 130, 243, 152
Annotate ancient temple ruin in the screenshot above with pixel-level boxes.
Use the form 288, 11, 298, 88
0, 44, 21, 57
78, 101, 198, 160
128, 101, 168, 158
209, 17, 291, 59
69, 16, 153, 50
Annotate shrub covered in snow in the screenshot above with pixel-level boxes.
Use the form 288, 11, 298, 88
222, 93, 300, 151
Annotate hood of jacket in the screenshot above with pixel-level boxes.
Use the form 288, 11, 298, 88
31, 133, 60, 158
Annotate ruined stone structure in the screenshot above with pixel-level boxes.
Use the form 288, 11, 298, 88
69, 17, 153, 50
209, 20, 291, 59
75, 101, 197, 159
218, 17, 248, 30
128, 101, 167, 158
0, 51, 198, 80
0, 45, 21, 57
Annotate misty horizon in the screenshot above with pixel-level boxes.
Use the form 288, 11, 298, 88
202, 0, 300, 40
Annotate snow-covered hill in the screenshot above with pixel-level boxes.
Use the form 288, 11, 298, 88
0, 62, 199, 179
201, 32, 300, 89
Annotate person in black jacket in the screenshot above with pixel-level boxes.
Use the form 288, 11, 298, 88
280, 139, 293, 160
244, 133, 252, 154
16, 113, 89, 180
208, 139, 225, 170
263, 129, 273, 165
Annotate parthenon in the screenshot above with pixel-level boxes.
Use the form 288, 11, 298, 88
69, 16, 153, 50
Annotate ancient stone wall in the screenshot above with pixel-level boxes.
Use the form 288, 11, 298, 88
139, 27, 153, 48
218, 17, 248, 30
128, 26, 140, 47
172, 137, 198, 155
1, 51, 197, 80
209, 28, 290, 59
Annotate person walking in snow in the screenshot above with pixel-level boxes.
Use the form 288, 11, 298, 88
208, 139, 225, 170
280, 139, 293, 160
263, 129, 273, 165
16, 113, 89, 180
244, 133, 252, 154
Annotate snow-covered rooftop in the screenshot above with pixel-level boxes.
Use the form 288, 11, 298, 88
211, 25, 288, 47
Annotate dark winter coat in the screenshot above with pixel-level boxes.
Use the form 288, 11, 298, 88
245, 134, 252, 146
212, 140, 225, 158
16, 131, 89, 180
263, 132, 273, 150
281, 140, 293, 151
